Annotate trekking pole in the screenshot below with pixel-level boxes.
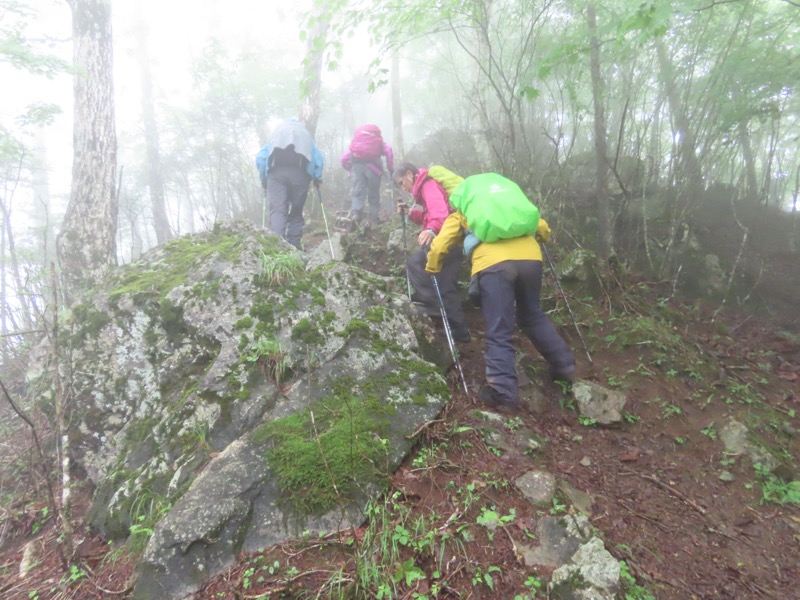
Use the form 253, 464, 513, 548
315, 183, 336, 260
262, 186, 267, 229
541, 243, 593, 364
400, 209, 412, 299
432, 275, 469, 394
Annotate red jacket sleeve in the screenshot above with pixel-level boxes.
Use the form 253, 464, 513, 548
418, 179, 451, 233
408, 204, 425, 225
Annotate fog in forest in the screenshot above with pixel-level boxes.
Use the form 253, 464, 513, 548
2, 3, 800, 598
1, 0, 799, 333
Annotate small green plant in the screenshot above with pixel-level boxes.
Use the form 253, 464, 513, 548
578, 415, 597, 427
513, 573, 544, 599
686, 368, 703, 380
471, 565, 501, 591
554, 379, 572, 395
619, 560, 655, 599
241, 566, 255, 590
245, 336, 288, 385
31, 506, 50, 535
623, 412, 640, 424
476, 506, 516, 540
757, 471, 800, 506
504, 416, 524, 431
60, 564, 87, 585
258, 250, 302, 285
700, 423, 718, 440
674, 436, 687, 445
127, 493, 172, 554
456, 482, 478, 509
661, 403, 682, 419
549, 497, 566, 515
129, 515, 154, 538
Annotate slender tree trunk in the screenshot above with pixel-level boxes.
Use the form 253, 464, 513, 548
299, 2, 330, 137
33, 131, 57, 270
737, 120, 758, 202
58, 0, 117, 302
655, 37, 702, 194
648, 94, 664, 186
587, 3, 612, 259
135, 4, 171, 245
790, 165, 799, 254
1, 214, 6, 363
391, 50, 404, 159
0, 202, 34, 330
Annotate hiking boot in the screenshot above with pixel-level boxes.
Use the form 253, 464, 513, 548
550, 365, 576, 384
478, 385, 520, 412
334, 216, 356, 232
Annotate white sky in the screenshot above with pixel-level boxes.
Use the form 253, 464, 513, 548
2, 0, 323, 209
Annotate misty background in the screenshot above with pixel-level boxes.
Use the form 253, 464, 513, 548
1, 0, 799, 351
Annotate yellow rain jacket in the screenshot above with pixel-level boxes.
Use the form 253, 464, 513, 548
425, 212, 551, 276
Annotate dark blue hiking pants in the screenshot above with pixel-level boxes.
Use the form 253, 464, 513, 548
478, 260, 575, 403
267, 166, 311, 249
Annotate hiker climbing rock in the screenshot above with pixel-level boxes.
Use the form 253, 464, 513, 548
425, 172, 576, 411
393, 162, 470, 343
255, 118, 324, 249
340, 124, 394, 226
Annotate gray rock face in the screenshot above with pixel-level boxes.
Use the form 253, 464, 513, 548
515, 470, 557, 505
27, 222, 449, 599
572, 380, 627, 425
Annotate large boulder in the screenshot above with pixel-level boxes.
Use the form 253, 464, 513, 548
27, 221, 450, 599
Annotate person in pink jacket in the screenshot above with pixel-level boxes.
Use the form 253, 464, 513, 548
340, 124, 394, 225
394, 162, 469, 342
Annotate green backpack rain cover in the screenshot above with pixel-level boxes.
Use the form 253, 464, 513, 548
449, 173, 540, 243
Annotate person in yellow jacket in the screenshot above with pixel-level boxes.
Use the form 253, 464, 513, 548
425, 198, 576, 411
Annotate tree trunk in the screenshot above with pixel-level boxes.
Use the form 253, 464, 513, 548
135, 4, 171, 245
655, 37, 702, 194
57, 0, 117, 302
391, 50, 404, 160
587, 3, 612, 260
33, 130, 58, 270
299, 3, 330, 137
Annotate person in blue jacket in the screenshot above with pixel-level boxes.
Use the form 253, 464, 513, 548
255, 118, 324, 249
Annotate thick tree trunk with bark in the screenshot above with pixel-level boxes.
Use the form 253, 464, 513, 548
57, 0, 117, 301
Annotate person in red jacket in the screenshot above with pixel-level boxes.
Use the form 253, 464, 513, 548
393, 162, 469, 342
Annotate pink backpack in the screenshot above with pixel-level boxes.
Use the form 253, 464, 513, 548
349, 124, 383, 159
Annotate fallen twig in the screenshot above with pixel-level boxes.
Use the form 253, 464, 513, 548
617, 499, 670, 532
639, 473, 708, 517
405, 418, 444, 440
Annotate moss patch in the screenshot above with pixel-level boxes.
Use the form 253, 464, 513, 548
251, 380, 393, 516
108, 229, 275, 301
